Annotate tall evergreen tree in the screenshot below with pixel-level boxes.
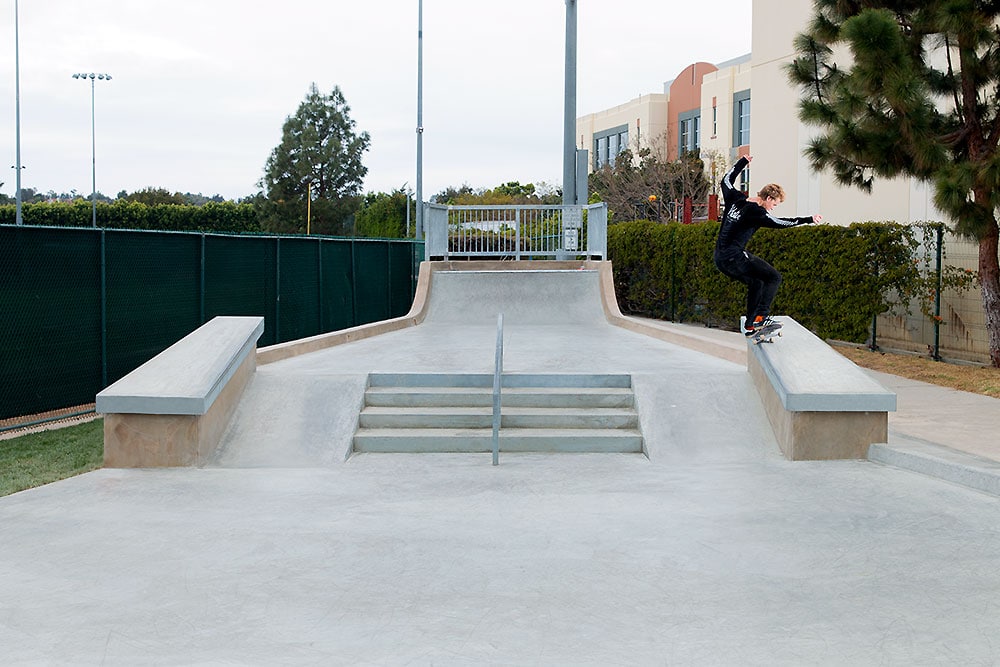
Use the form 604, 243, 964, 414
258, 84, 370, 236
787, 1, 1000, 366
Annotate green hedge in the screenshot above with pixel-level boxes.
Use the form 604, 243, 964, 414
0, 200, 259, 233
607, 220, 927, 342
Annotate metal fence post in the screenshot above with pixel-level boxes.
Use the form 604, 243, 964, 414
350, 239, 358, 327
199, 233, 206, 324
100, 229, 108, 387
275, 237, 281, 343
318, 238, 325, 332
933, 224, 944, 361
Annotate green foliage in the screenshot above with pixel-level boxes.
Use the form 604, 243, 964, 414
607, 220, 971, 342
120, 187, 187, 206
0, 419, 104, 497
0, 200, 259, 233
355, 189, 413, 238
258, 83, 370, 236
432, 181, 562, 206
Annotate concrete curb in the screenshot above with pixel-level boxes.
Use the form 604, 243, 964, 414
869, 439, 1000, 497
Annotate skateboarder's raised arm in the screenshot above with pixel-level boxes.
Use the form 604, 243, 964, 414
759, 211, 815, 229
720, 156, 750, 204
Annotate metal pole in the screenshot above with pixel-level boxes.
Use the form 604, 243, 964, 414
563, 0, 577, 206
933, 224, 944, 361
73, 73, 111, 226
415, 0, 424, 239
14, 0, 24, 225
90, 77, 97, 227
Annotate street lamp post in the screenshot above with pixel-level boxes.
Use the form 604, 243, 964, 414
14, 0, 24, 225
72, 72, 111, 228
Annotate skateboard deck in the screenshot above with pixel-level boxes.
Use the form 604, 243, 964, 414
750, 322, 782, 345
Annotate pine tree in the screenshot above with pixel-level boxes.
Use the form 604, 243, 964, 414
259, 84, 370, 236
788, 1, 1000, 366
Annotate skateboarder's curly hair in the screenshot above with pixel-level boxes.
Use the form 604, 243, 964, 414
757, 183, 785, 203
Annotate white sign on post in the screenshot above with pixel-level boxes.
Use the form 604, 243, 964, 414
563, 206, 583, 229
564, 228, 579, 251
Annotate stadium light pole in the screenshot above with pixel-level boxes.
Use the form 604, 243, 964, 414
415, 0, 424, 240
72, 72, 112, 228
13, 0, 24, 225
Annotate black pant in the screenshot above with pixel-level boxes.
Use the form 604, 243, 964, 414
715, 251, 782, 327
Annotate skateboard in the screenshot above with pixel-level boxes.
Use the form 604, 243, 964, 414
750, 322, 783, 345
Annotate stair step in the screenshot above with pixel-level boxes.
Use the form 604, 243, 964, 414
353, 372, 644, 455
353, 428, 644, 453
358, 406, 639, 429
368, 372, 633, 389
363, 386, 635, 409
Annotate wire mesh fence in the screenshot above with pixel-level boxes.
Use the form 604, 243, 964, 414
0, 225, 422, 422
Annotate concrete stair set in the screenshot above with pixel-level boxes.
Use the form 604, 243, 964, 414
353, 372, 643, 454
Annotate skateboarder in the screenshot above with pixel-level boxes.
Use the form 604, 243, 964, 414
714, 155, 822, 336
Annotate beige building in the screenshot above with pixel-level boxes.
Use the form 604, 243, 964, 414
576, 0, 988, 362
576, 93, 668, 170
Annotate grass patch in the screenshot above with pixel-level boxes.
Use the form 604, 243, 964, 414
0, 419, 104, 497
836, 346, 1000, 398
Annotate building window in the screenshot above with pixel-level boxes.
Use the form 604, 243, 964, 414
678, 109, 701, 155
594, 124, 628, 169
712, 104, 717, 136
733, 90, 751, 147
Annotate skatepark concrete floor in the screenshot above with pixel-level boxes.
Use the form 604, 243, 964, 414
3, 269, 1000, 665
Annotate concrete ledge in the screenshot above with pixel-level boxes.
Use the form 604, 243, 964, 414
97, 316, 264, 467
747, 317, 896, 460
869, 439, 1000, 497
96, 316, 264, 415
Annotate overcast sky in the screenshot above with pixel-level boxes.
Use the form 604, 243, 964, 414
1, 1, 752, 201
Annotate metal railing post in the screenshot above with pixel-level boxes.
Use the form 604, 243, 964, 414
933, 224, 944, 361
492, 313, 504, 465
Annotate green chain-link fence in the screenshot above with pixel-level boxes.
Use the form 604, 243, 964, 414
1, 225, 423, 422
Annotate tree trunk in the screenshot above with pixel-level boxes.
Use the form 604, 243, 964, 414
979, 221, 1000, 367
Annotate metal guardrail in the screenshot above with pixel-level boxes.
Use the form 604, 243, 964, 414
492, 313, 503, 466
424, 203, 607, 260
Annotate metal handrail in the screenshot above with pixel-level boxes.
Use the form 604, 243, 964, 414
492, 313, 503, 465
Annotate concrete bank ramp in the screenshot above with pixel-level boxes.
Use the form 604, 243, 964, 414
423, 269, 605, 325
